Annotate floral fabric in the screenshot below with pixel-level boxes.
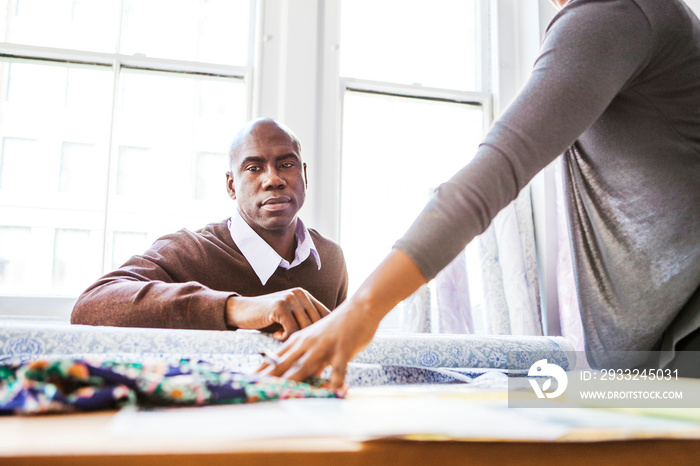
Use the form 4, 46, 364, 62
0, 357, 341, 415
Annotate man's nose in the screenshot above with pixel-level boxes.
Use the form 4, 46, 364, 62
262, 167, 286, 190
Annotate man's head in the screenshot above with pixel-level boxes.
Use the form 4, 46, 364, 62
226, 118, 307, 240
549, 0, 568, 9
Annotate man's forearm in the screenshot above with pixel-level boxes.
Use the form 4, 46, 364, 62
71, 276, 232, 330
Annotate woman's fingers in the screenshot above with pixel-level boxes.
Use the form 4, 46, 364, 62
308, 294, 331, 318
328, 357, 348, 390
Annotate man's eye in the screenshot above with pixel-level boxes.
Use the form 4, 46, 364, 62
246, 166, 261, 172
280, 162, 295, 169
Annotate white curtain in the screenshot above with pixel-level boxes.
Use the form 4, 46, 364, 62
555, 159, 585, 352
401, 185, 542, 336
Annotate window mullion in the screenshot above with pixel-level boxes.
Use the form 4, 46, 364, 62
342, 78, 491, 107
248, 0, 261, 119
100, 59, 123, 275
314, 0, 342, 241
476, 0, 492, 95
0, 43, 248, 78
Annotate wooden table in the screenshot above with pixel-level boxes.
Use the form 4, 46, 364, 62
3, 408, 700, 466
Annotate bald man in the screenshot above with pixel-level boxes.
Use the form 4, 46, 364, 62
72, 119, 348, 340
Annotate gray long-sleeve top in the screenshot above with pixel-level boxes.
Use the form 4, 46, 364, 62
394, 0, 700, 368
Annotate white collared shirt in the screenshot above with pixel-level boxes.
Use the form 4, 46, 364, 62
228, 209, 321, 285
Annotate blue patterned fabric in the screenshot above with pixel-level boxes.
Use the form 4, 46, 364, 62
353, 333, 573, 370
0, 323, 575, 387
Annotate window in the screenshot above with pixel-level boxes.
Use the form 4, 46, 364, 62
336, 0, 491, 330
0, 0, 254, 311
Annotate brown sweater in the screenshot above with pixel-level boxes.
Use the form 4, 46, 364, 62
71, 219, 348, 330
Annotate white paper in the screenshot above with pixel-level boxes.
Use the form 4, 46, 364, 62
107, 394, 569, 442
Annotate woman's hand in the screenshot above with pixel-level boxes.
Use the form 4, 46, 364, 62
260, 297, 380, 389
259, 249, 428, 389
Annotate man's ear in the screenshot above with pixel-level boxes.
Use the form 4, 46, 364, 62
226, 171, 236, 200
303, 162, 308, 189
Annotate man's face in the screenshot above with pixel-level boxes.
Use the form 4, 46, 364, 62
227, 123, 306, 238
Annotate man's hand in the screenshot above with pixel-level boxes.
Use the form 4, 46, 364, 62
225, 288, 330, 340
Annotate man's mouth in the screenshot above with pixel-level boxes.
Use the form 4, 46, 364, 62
261, 197, 292, 211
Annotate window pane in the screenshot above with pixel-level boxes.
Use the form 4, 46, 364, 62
0, 60, 112, 200
111, 231, 149, 270
52, 228, 101, 294
0, 138, 38, 191
120, 0, 251, 65
110, 68, 246, 240
1, 0, 250, 65
0, 225, 102, 296
2, 0, 122, 53
116, 146, 152, 197
59, 142, 100, 194
340, 91, 483, 293
0, 226, 32, 292
6, 61, 67, 105
195, 151, 227, 201
340, 0, 478, 90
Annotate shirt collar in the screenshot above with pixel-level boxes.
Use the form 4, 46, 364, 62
229, 209, 321, 286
